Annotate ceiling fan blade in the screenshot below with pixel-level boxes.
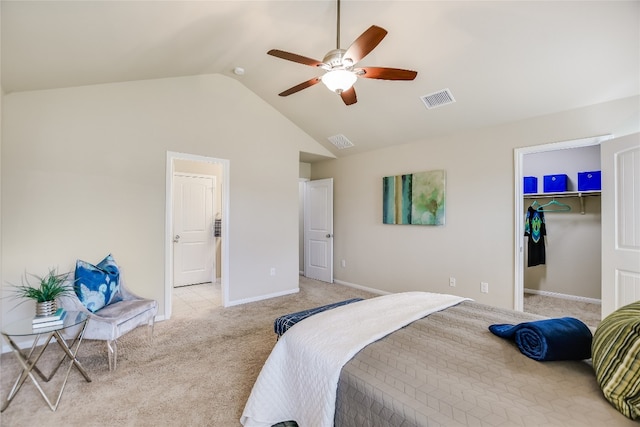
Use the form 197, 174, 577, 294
343, 25, 388, 64
356, 67, 418, 80
340, 87, 357, 105
278, 77, 322, 97
267, 49, 324, 67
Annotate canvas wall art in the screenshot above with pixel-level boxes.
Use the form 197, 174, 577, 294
383, 169, 446, 225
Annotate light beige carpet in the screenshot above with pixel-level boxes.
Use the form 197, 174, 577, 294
0, 279, 600, 426
0, 278, 375, 427
523, 293, 601, 329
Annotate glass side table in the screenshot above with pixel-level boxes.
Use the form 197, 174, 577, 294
1, 311, 92, 412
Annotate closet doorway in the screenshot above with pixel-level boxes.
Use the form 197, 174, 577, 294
165, 152, 230, 319
513, 135, 612, 313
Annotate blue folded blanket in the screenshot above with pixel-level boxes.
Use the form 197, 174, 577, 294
489, 317, 592, 361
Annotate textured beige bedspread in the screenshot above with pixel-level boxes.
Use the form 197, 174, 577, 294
335, 301, 637, 426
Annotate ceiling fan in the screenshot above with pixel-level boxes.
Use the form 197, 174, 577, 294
267, 0, 417, 106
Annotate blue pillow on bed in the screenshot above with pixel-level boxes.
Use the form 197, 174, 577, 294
74, 254, 122, 313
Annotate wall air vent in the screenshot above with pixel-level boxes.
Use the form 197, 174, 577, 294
420, 89, 456, 109
328, 134, 354, 149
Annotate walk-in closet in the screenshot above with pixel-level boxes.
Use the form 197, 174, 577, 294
522, 144, 601, 303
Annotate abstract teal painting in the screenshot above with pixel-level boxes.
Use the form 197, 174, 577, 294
383, 170, 445, 225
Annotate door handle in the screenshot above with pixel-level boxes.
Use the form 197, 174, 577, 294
326, 233, 333, 238
173, 234, 181, 243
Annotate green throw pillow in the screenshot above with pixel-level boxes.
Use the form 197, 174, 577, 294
592, 301, 640, 420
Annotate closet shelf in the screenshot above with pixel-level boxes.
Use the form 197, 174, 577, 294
524, 190, 600, 214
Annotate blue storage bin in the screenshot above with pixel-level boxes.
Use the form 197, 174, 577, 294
543, 174, 568, 192
578, 171, 601, 191
523, 176, 538, 194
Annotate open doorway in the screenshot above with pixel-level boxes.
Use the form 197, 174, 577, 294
165, 152, 230, 319
513, 135, 612, 317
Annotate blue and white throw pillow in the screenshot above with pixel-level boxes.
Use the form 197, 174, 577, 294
74, 254, 122, 313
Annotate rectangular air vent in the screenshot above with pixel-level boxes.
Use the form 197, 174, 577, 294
420, 89, 456, 109
328, 134, 354, 149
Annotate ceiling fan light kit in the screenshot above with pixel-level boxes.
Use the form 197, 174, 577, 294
267, 0, 417, 105
321, 69, 357, 93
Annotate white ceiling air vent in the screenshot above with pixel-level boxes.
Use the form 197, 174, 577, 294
328, 134, 354, 150
420, 89, 456, 109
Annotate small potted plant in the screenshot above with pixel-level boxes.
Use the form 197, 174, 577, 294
10, 268, 75, 317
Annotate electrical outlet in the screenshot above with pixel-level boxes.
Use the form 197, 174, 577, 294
449, 277, 456, 287
481, 282, 489, 293
270, 267, 276, 276
341, 259, 346, 268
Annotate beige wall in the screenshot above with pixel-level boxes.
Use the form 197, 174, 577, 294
312, 96, 639, 310
299, 162, 311, 180
1, 73, 333, 338
1, 66, 636, 346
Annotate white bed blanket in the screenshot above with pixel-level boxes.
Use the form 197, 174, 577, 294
240, 292, 469, 427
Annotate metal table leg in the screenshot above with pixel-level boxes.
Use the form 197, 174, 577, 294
1, 333, 55, 412
1, 319, 91, 412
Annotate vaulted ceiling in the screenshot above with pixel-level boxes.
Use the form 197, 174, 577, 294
2, 1, 638, 159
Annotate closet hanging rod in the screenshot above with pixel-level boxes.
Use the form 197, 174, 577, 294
523, 191, 600, 200
524, 191, 600, 215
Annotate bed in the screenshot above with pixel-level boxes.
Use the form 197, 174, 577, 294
242, 293, 639, 427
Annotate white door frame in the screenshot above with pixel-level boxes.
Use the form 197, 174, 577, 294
165, 151, 230, 319
513, 135, 612, 311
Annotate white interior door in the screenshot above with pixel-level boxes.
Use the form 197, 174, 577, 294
601, 133, 640, 317
173, 174, 215, 287
304, 178, 333, 283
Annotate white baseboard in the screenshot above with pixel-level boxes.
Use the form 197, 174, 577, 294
524, 288, 601, 305
2, 335, 57, 354
333, 279, 389, 296
226, 287, 299, 307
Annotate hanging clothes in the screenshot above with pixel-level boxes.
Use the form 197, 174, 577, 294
525, 206, 546, 267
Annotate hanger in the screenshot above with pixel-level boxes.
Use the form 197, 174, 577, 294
536, 198, 571, 212
530, 200, 540, 209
